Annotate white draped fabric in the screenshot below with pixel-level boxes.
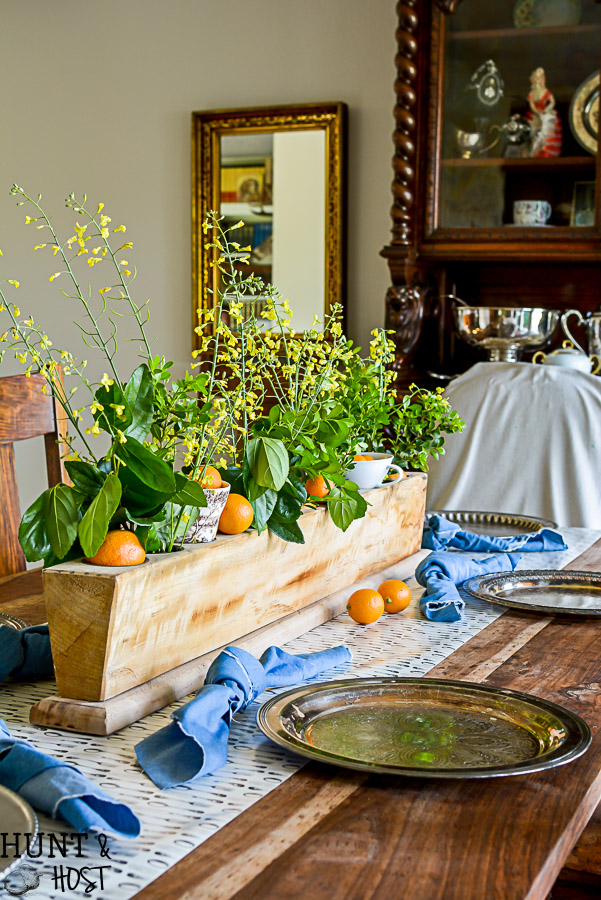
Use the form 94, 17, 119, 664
425, 361, 601, 528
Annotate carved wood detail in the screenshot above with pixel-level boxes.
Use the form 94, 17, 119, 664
433, 0, 463, 13
390, 0, 419, 249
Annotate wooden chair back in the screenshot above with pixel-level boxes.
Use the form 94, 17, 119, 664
0, 372, 69, 576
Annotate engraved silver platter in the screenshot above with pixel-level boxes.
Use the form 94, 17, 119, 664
257, 677, 591, 779
0, 785, 38, 879
425, 509, 557, 536
0, 613, 31, 630
464, 569, 601, 616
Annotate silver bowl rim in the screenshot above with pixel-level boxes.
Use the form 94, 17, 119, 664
453, 307, 559, 315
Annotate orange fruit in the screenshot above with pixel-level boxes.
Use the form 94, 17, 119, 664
305, 474, 330, 498
218, 493, 254, 534
195, 464, 222, 489
353, 454, 374, 461
346, 588, 385, 624
378, 579, 411, 613
86, 530, 146, 567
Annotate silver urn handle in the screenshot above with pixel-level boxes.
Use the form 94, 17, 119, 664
561, 309, 587, 355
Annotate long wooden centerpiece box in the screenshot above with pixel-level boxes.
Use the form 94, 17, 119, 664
43, 473, 427, 703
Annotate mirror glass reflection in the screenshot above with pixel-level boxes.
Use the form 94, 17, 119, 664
220, 131, 326, 331
191, 103, 346, 350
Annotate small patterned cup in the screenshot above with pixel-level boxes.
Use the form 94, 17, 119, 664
184, 482, 231, 543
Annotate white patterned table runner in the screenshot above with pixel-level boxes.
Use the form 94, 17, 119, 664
0, 527, 598, 899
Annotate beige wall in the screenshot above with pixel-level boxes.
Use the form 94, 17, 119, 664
1, 0, 397, 510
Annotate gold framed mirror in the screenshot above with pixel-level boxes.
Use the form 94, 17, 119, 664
191, 102, 346, 348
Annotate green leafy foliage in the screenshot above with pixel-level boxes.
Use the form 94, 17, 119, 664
18, 491, 52, 562
124, 364, 155, 441
115, 436, 176, 493
78, 472, 122, 557
46, 484, 79, 559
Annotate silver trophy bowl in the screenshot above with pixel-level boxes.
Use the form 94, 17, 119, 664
453, 307, 560, 362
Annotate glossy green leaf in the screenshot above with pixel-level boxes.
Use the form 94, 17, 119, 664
64, 461, 106, 498
124, 364, 155, 441
115, 436, 176, 493
327, 491, 368, 533
251, 489, 277, 533
268, 519, 305, 544
171, 473, 208, 507
246, 436, 289, 491
46, 484, 79, 558
18, 491, 52, 562
78, 473, 123, 558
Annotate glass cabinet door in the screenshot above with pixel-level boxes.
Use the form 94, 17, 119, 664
436, 0, 600, 231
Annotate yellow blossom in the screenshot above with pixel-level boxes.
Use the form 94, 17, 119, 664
113, 225, 126, 233
73, 223, 87, 237
88, 257, 102, 267
110, 403, 126, 418
0, 332, 8, 342
122, 269, 131, 277
84, 423, 102, 436
99, 286, 111, 295
49, 273, 61, 282
100, 227, 109, 239
77, 248, 88, 256
34, 244, 47, 251
23, 317, 34, 327
90, 399, 104, 414
96, 202, 104, 214
15, 351, 28, 364
24, 216, 36, 225
7, 281, 19, 289
100, 373, 114, 390
12, 305, 21, 317
119, 242, 133, 250
116, 429, 127, 444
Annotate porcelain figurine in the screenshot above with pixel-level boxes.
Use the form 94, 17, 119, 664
527, 67, 562, 157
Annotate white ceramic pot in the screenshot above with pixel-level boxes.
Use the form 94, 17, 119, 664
532, 346, 601, 374
184, 482, 231, 543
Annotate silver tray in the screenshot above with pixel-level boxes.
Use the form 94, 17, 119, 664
426, 509, 557, 536
464, 569, 601, 616
0, 785, 38, 879
257, 677, 591, 779
0, 613, 31, 630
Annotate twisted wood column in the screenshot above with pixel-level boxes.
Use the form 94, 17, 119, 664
390, 0, 419, 248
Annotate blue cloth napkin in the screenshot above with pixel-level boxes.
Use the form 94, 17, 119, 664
415, 550, 522, 622
135, 643, 351, 789
0, 624, 53, 683
423, 515, 568, 553
0, 721, 140, 838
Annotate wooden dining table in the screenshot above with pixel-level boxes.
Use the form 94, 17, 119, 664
2, 541, 601, 900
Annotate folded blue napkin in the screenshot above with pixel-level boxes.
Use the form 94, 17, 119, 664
415, 550, 522, 622
135, 644, 351, 789
423, 515, 568, 553
0, 721, 140, 838
0, 624, 53, 683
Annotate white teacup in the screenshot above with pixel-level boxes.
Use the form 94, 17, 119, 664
513, 200, 552, 226
344, 452, 404, 490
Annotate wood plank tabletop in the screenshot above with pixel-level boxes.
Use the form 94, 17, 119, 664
2, 545, 601, 899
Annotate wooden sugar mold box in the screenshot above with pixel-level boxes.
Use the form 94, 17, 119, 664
42, 474, 427, 704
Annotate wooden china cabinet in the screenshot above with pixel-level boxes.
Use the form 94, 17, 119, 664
382, 0, 601, 385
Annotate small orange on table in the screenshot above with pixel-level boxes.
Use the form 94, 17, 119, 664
378, 579, 411, 613
305, 473, 330, 498
346, 588, 385, 624
86, 530, 146, 567
218, 493, 254, 534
